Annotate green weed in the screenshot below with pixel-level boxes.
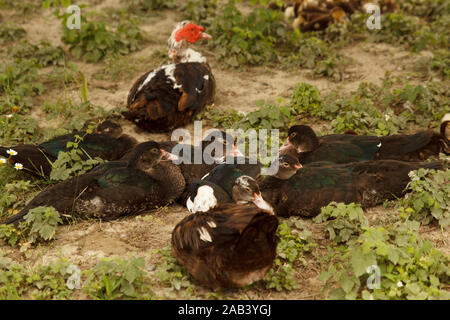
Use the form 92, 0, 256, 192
84, 255, 154, 300
313, 202, 369, 244
263, 218, 316, 291
319, 221, 450, 300
59, 12, 146, 63
400, 169, 450, 228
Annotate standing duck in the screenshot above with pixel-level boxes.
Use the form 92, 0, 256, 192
172, 175, 278, 290
123, 21, 215, 132
259, 154, 443, 217
0, 121, 137, 178
280, 125, 448, 164
2, 141, 184, 226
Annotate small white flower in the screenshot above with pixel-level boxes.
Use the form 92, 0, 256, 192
6, 149, 17, 156
6, 114, 13, 118
0, 158, 6, 164
384, 114, 391, 121
397, 281, 403, 288
14, 163, 23, 170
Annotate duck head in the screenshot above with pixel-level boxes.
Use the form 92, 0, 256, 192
280, 125, 320, 154
232, 175, 274, 214
167, 21, 212, 63
330, 6, 349, 23
270, 154, 302, 180
202, 130, 244, 162
96, 120, 123, 138
128, 141, 179, 171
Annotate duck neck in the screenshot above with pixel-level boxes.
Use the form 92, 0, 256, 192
171, 48, 207, 64
146, 161, 186, 200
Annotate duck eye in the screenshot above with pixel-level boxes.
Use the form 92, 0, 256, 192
282, 162, 290, 168
151, 148, 159, 153
290, 132, 297, 138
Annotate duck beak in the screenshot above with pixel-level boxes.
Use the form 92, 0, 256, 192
253, 193, 275, 215
294, 163, 302, 170
230, 145, 244, 157
160, 149, 179, 161
200, 32, 212, 40
279, 139, 293, 152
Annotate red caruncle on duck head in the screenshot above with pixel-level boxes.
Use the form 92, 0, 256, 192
174, 22, 212, 43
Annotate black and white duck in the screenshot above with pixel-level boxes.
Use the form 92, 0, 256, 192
123, 21, 215, 132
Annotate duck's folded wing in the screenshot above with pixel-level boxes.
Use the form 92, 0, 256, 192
172, 204, 269, 254
174, 62, 214, 112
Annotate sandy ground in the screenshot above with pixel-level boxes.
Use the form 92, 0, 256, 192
1, 0, 448, 299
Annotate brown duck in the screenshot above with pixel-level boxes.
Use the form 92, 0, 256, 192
172, 176, 278, 290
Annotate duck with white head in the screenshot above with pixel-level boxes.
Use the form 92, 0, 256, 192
124, 21, 215, 132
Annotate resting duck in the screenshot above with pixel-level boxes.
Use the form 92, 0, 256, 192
185, 161, 264, 213
259, 154, 443, 217
2, 141, 184, 226
360, 0, 398, 13
0, 121, 137, 178
282, 0, 397, 31
172, 175, 278, 289
160, 130, 245, 185
280, 125, 448, 164
123, 21, 215, 132
294, 6, 349, 32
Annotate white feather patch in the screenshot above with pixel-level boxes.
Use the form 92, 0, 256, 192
377, 142, 382, 148
137, 69, 159, 93
179, 48, 206, 63
207, 221, 217, 228
284, 6, 295, 21
203, 75, 209, 80
198, 227, 212, 242
186, 197, 194, 213
442, 113, 450, 124
192, 185, 217, 213
164, 64, 182, 89
136, 64, 181, 96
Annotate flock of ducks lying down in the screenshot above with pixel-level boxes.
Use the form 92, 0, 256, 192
269, 0, 399, 32
1, 116, 448, 289
1, 19, 449, 290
